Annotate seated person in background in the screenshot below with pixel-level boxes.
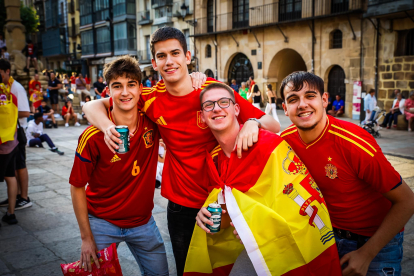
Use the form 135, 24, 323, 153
326, 91, 333, 113
1, 46, 9, 60
29, 83, 43, 112
328, 94, 344, 117
381, 92, 405, 129
62, 100, 81, 127
81, 96, 91, 124
26, 113, 64, 155
93, 76, 106, 99
21, 39, 39, 73
404, 91, 414, 132
75, 73, 91, 100
230, 79, 239, 93
36, 100, 57, 128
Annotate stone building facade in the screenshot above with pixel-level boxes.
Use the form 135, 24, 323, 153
193, 0, 414, 118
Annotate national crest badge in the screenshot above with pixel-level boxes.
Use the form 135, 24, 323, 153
196, 111, 209, 129
142, 129, 154, 148
325, 163, 338, 179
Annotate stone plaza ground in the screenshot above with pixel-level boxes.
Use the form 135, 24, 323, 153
1, 111, 414, 276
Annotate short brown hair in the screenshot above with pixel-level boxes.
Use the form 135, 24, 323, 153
199, 82, 235, 105
103, 55, 141, 85
279, 71, 324, 101
150, 26, 187, 60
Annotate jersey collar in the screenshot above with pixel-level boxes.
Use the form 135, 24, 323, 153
298, 116, 331, 149
108, 98, 140, 136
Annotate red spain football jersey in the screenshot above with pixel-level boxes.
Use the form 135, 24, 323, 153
281, 115, 402, 236
29, 80, 41, 95
139, 78, 265, 208
69, 108, 159, 228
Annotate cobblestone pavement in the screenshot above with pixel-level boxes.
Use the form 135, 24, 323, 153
0, 111, 413, 276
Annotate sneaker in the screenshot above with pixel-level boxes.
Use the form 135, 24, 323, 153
2, 213, 18, 224
386, 126, 390, 129
75, 122, 81, 127
53, 123, 58, 128
65, 123, 69, 127
50, 148, 64, 155
15, 197, 33, 210
392, 125, 397, 128
0, 198, 9, 207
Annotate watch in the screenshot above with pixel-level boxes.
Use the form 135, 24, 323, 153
247, 118, 261, 128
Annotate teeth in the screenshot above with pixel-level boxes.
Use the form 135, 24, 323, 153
299, 112, 312, 117
213, 116, 225, 120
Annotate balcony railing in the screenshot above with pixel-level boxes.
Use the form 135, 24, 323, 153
195, 0, 363, 35
80, 14, 93, 26
152, 0, 173, 7
82, 44, 94, 56
94, 9, 110, 22
68, 24, 80, 37
138, 50, 152, 63
138, 10, 152, 25
97, 41, 111, 54
114, 38, 137, 52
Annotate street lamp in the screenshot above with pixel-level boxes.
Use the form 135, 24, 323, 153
180, 3, 188, 21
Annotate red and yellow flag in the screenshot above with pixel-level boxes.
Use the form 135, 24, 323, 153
30, 89, 43, 109
184, 131, 341, 276
0, 77, 18, 145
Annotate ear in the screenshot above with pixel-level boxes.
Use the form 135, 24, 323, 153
138, 83, 143, 96
322, 92, 329, 109
282, 102, 288, 116
186, 51, 191, 65
200, 110, 206, 123
234, 103, 240, 117
151, 58, 158, 72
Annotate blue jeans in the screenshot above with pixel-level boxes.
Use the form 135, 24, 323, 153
29, 134, 55, 149
95, 94, 101, 99
88, 214, 169, 276
336, 232, 404, 276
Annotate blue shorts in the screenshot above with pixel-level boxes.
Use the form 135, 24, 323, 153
336, 231, 404, 276
89, 214, 169, 276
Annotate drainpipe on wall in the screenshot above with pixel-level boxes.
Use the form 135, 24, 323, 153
214, 0, 218, 79
360, 17, 363, 83
375, 19, 380, 98
193, 0, 198, 71
311, 0, 315, 73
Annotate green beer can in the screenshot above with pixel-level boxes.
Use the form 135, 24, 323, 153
206, 203, 222, 233
115, 126, 129, 154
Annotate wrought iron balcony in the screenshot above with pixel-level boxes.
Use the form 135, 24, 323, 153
138, 50, 152, 63
152, 0, 173, 8
138, 10, 152, 25
114, 38, 137, 52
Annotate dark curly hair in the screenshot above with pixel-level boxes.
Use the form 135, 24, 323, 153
103, 55, 142, 86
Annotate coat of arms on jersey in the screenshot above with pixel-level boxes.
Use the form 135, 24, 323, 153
142, 129, 154, 148
196, 111, 209, 129
325, 164, 338, 179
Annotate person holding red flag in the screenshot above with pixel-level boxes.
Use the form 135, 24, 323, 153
192, 82, 341, 275
280, 71, 414, 276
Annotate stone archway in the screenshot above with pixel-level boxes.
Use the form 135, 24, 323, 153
267, 49, 307, 98
327, 65, 346, 101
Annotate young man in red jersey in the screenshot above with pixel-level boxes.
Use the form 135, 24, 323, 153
69, 56, 168, 275
83, 27, 280, 275
279, 71, 414, 276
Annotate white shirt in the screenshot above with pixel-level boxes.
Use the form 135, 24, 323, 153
1, 52, 9, 60
0, 39, 6, 49
10, 79, 30, 128
26, 120, 43, 144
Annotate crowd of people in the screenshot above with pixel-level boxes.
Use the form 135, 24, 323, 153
1, 26, 414, 276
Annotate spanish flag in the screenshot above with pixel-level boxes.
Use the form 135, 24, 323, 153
0, 78, 18, 145
29, 89, 43, 109
184, 130, 341, 275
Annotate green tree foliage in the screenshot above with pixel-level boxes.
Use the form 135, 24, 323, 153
20, 3, 40, 34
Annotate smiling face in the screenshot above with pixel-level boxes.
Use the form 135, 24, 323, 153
282, 82, 328, 131
109, 74, 141, 112
151, 39, 191, 85
201, 88, 240, 133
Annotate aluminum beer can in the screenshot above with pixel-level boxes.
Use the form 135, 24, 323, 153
115, 126, 129, 154
206, 203, 222, 233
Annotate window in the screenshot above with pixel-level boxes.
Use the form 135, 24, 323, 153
279, 0, 302, 22
331, 29, 342, 49
80, 0, 92, 25
331, 0, 349, 14
94, 0, 110, 21
145, 35, 151, 60
113, 0, 135, 17
206, 44, 211, 58
184, 29, 190, 54
155, 6, 172, 18
96, 27, 111, 53
233, 0, 249, 28
207, 0, 214, 33
396, 29, 414, 56
81, 30, 94, 55
114, 22, 136, 52
205, 69, 214, 78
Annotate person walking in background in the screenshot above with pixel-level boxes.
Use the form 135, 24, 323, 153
48, 72, 62, 116
248, 76, 255, 90
230, 79, 239, 93
21, 39, 39, 73
70, 72, 77, 93
251, 84, 262, 109
381, 92, 405, 129
76, 73, 91, 100
266, 84, 279, 122
238, 82, 248, 100
363, 89, 376, 124
404, 91, 414, 132
62, 100, 81, 127
93, 76, 106, 99
26, 113, 64, 155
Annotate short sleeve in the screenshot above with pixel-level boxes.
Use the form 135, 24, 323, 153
69, 133, 98, 187
356, 140, 401, 194
12, 82, 30, 112
234, 90, 265, 123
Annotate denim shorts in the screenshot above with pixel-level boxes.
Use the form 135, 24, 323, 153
89, 214, 169, 276
335, 231, 404, 276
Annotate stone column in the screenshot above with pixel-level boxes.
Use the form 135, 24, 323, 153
4, 0, 26, 53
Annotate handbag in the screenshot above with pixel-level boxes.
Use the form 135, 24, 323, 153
17, 121, 27, 145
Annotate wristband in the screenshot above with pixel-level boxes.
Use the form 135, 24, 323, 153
247, 118, 261, 128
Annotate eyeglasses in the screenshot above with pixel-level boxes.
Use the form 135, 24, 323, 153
202, 97, 235, 112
